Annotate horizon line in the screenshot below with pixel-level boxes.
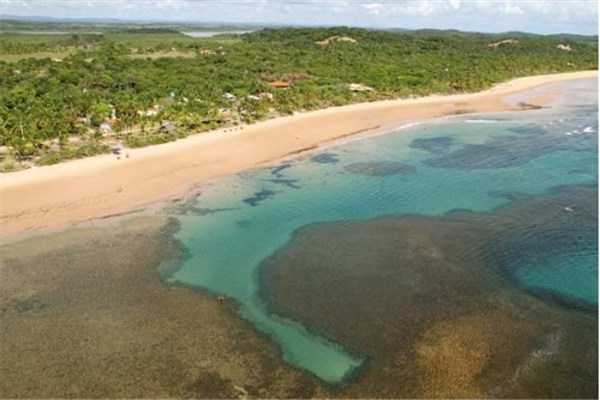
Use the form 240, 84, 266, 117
1, 14, 598, 37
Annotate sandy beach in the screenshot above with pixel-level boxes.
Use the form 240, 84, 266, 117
1, 70, 596, 236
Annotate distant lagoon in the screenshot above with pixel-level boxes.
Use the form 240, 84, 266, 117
0, 30, 252, 37
181, 30, 254, 37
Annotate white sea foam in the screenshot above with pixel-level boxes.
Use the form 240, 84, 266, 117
465, 119, 498, 124
318, 120, 426, 150
488, 331, 563, 397
583, 126, 596, 133
395, 121, 425, 130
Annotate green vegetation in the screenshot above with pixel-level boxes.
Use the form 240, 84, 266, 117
0, 18, 258, 33
0, 51, 72, 62
37, 143, 110, 165
0, 26, 597, 168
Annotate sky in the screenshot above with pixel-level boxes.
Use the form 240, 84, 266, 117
1, 0, 598, 35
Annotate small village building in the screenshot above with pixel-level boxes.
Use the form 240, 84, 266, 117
258, 92, 274, 100
201, 117, 221, 124
137, 109, 158, 117
137, 104, 160, 117
99, 118, 120, 134
348, 83, 375, 92
223, 93, 237, 101
246, 94, 261, 101
99, 122, 112, 134
267, 80, 290, 89
160, 121, 177, 134
219, 109, 234, 122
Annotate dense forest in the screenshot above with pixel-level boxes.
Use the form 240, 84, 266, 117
0, 25, 597, 169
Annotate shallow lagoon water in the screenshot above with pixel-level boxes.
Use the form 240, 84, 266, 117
516, 249, 598, 304
166, 80, 597, 384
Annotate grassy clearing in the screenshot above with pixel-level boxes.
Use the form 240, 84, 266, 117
0, 51, 73, 62
0, 33, 75, 45
127, 51, 196, 59
197, 35, 244, 45
104, 32, 197, 47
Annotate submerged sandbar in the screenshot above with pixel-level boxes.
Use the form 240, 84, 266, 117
0, 216, 328, 398
259, 186, 598, 398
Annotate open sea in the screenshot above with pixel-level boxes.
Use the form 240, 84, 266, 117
164, 79, 597, 397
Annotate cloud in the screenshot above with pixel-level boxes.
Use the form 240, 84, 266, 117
449, 0, 461, 11
1, 0, 598, 35
502, 1, 525, 16
398, 1, 436, 17
362, 3, 384, 16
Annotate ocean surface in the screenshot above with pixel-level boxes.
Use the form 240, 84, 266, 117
165, 79, 598, 394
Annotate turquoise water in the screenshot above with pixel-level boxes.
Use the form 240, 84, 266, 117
517, 249, 598, 304
166, 80, 598, 383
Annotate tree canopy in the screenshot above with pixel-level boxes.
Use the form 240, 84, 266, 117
0, 27, 597, 168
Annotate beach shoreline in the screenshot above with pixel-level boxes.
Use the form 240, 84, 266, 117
1, 70, 597, 237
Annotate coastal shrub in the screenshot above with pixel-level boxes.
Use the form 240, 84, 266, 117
0, 161, 19, 172
125, 132, 186, 148
0, 27, 597, 164
37, 144, 110, 165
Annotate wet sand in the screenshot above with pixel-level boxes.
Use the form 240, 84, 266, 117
1, 71, 597, 236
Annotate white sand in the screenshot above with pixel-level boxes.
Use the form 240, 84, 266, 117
1, 70, 596, 235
